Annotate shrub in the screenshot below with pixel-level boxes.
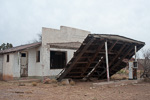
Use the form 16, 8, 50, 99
32, 82, 37, 86
70, 80, 75, 86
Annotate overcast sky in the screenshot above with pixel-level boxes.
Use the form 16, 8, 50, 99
0, 0, 150, 52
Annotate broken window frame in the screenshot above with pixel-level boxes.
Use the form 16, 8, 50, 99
50, 51, 67, 69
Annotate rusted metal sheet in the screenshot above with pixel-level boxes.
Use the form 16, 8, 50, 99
57, 34, 145, 81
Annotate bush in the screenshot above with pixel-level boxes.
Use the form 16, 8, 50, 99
51, 79, 58, 84
32, 82, 37, 86
70, 80, 75, 86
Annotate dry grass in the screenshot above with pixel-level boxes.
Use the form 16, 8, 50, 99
111, 74, 128, 80
61, 81, 68, 86
70, 80, 75, 86
51, 79, 58, 84
32, 82, 37, 86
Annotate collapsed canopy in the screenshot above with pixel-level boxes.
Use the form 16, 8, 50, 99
57, 34, 145, 81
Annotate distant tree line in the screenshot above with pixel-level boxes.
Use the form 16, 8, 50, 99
0, 43, 13, 50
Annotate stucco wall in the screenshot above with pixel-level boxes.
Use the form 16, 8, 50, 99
24, 46, 42, 77
1, 46, 42, 79
13, 52, 20, 77
3, 53, 14, 80
48, 48, 76, 76
0, 55, 3, 80
41, 26, 90, 77
42, 26, 90, 45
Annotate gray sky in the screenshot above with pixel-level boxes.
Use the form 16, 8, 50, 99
0, 0, 150, 51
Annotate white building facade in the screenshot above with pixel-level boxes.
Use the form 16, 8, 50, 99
0, 26, 90, 80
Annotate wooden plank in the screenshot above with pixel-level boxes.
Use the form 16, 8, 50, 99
100, 44, 134, 79
86, 41, 118, 78
97, 43, 128, 78
80, 41, 105, 76
57, 37, 95, 81
76, 62, 88, 64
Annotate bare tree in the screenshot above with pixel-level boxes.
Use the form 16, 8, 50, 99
29, 33, 42, 43
37, 33, 42, 42
140, 49, 150, 78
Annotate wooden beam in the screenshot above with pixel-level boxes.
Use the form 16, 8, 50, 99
105, 41, 110, 81
97, 43, 127, 78
57, 37, 95, 81
86, 41, 117, 78
81, 41, 105, 76
100, 44, 134, 79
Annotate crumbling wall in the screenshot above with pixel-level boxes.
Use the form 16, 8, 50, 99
41, 26, 90, 77
42, 26, 90, 45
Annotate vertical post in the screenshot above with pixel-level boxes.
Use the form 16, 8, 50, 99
133, 45, 137, 79
105, 41, 110, 82
135, 46, 137, 61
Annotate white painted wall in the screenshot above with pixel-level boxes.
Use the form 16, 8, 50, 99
41, 26, 90, 77
2, 53, 14, 80
49, 48, 76, 76
0, 55, 3, 79
25, 46, 42, 77
1, 26, 89, 80
2, 46, 43, 79
13, 52, 20, 77
42, 26, 90, 45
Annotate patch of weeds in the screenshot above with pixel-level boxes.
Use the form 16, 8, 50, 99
70, 80, 75, 86
92, 97, 97, 100
32, 82, 37, 86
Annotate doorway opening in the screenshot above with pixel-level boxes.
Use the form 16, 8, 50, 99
20, 52, 28, 77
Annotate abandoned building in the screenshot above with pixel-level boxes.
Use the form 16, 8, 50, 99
0, 26, 145, 81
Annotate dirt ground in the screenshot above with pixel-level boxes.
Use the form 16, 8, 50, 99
0, 80, 150, 100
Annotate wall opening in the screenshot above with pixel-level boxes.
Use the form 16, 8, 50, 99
50, 51, 67, 69
36, 51, 40, 62
20, 52, 28, 77
6, 54, 9, 62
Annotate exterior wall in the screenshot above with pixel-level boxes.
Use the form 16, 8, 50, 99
42, 26, 90, 45
48, 48, 76, 76
1, 46, 42, 80
41, 26, 90, 77
0, 55, 3, 80
3, 53, 14, 80
1, 26, 90, 80
25, 46, 42, 77
13, 52, 20, 78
